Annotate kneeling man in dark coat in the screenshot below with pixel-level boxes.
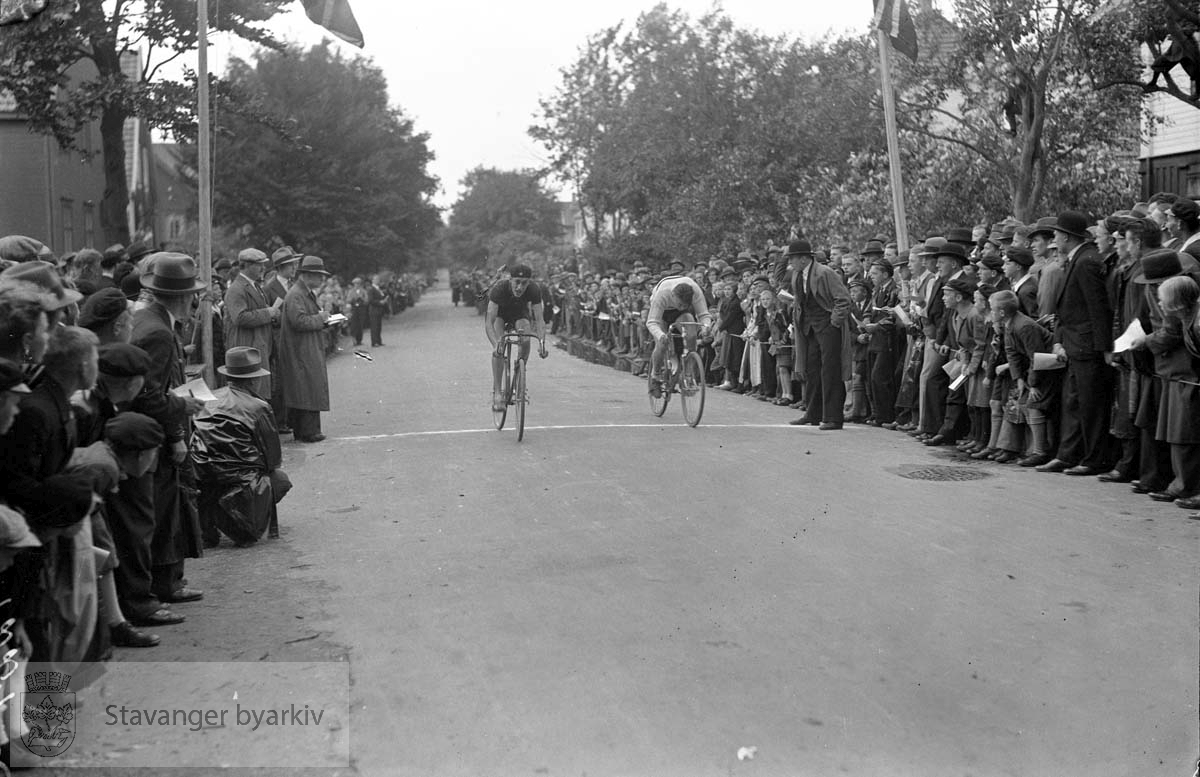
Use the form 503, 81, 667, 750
192, 347, 292, 547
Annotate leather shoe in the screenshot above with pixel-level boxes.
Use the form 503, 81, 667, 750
1017, 453, 1052, 467
1035, 458, 1073, 472
993, 451, 1018, 463
296, 433, 326, 443
162, 587, 204, 603
923, 434, 951, 446
1130, 481, 1156, 494
789, 417, 817, 426
881, 422, 900, 430
971, 447, 998, 460
1176, 495, 1200, 510
1097, 470, 1132, 483
897, 423, 916, 432
1148, 491, 1178, 502
129, 608, 185, 627
906, 429, 925, 437
1063, 465, 1104, 476
818, 422, 843, 430
111, 621, 160, 648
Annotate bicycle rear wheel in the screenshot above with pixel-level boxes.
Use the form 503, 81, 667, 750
679, 351, 706, 427
648, 365, 669, 416
514, 359, 527, 441
492, 348, 510, 430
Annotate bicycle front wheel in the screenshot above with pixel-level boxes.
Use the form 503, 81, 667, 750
514, 359, 527, 441
679, 351, 706, 427
648, 365, 669, 416
492, 349, 510, 430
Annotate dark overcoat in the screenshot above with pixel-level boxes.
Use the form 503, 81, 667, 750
278, 282, 330, 411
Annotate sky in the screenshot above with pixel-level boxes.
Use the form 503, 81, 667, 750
208, 1, 875, 211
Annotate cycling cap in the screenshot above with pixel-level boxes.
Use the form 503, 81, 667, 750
509, 264, 533, 279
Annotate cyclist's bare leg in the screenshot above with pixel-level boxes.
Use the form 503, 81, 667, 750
513, 318, 532, 362
490, 317, 507, 406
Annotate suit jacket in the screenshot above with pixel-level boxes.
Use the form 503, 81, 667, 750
1011, 274, 1038, 318
1003, 312, 1051, 385
131, 302, 189, 444
223, 273, 275, 397
1053, 242, 1113, 359
263, 276, 290, 307
0, 375, 94, 532
792, 261, 855, 380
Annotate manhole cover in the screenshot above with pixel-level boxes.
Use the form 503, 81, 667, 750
898, 466, 992, 482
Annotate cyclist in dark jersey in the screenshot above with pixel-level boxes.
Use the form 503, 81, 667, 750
485, 263, 547, 411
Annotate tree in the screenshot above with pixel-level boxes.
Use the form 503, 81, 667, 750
1091, 0, 1200, 110
207, 43, 441, 278
442, 167, 563, 268
896, 1, 1143, 221
0, 0, 293, 244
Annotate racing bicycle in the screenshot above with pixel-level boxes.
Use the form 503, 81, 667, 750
648, 320, 706, 427
493, 330, 546, 441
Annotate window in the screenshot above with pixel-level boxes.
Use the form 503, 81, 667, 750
83, 202, 96, 247
60, 199, 74, 251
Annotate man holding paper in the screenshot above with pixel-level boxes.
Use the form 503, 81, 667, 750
223, 248, 278, 399
278, 255, 333, 443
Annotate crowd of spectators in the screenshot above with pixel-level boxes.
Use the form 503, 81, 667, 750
0, 234, 428, 760
544, 194, 1200, 519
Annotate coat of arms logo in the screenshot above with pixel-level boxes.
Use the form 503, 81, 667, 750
21, 670, 75, 757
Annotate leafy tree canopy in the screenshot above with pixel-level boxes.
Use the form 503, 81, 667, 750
0, 0, 292, 244
442, 167, 563, 268
206, 43, 441, 279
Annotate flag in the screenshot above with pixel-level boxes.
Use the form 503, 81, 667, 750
301, 0, 364, 48
0, 0, 46, 26
873, 0, 918, 62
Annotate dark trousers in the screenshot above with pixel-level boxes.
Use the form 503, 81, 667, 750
937, 382, 969, 440
270, 353, 288, 429
289, 408, 322, 439
1056, 356, 1113, 468
109, 470, 160, 618
800, 325, 845, 425
349, 305, 367, 345
369, 306, 384, 346
868, 349, 897, 423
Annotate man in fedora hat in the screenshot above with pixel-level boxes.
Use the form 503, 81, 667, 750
278, 255, 332, 442
223, 248, 278, 399
265, 246, 302, 306
193, 347, 290, 546
782, 239, 851, 429
1036, 210, 1115, 476
129, 252, 209, 610
264, 246, 302, 431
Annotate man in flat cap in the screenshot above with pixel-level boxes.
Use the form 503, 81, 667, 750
223, 248, 278, 399
1002, 247, 1038, 317
78, 286, 134, 345
1166, 198, 1200, 260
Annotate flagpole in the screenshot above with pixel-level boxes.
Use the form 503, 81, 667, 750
197, 0, 215, 387
876, 28, 909, 251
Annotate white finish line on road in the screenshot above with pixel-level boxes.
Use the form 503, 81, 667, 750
330, 423, 864, 442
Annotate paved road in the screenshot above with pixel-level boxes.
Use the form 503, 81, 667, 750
64, 284, 1198, 775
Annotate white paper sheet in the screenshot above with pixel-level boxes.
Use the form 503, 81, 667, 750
1111, 319, 1146, 354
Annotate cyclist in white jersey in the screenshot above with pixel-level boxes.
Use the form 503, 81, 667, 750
645, 275, 713, 398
